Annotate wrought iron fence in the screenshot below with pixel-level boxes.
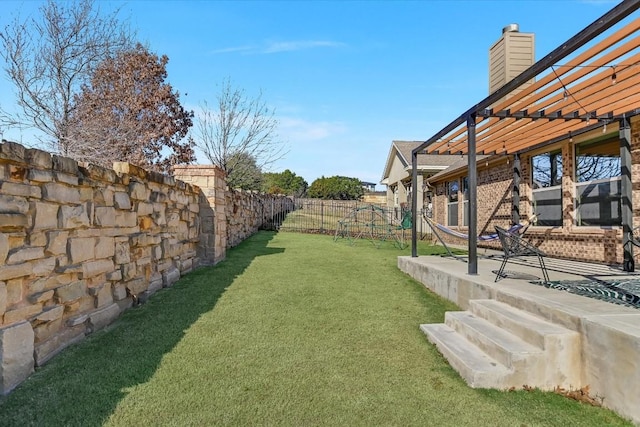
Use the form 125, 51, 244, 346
262, 198, 433, 240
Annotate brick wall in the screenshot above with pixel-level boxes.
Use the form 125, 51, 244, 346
432, 160, 515, 252
429, 117, 640, 265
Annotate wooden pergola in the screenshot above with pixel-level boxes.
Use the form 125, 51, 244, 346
411, 0, 640, 273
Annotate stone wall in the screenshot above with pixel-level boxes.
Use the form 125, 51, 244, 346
173, 165, 225, 264
174, 165, 294, 255
0, 141, 200, 394
225, 190, 294, 248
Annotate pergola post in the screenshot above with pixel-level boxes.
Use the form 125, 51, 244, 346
411, 149, 418, 257
467, 114, 478, 275
512, 154, 521, 225
620, 115, 634, 271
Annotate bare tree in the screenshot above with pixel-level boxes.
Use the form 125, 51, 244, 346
0, 0, 133, 152
68, 44, 195, 173
532, 152, 563, 188
194, 78, 287, 189
576, 156, 620, 182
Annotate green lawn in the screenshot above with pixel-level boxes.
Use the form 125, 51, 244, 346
0, 232, 631, 426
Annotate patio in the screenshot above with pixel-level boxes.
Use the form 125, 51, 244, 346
399, 252, 640, 424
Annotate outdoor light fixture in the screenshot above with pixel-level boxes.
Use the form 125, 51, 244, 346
611, 65, 617, 85
563, 90, 568, 101
569, 131, 573, 143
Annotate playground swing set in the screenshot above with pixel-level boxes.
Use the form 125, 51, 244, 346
333, 205, 412, 249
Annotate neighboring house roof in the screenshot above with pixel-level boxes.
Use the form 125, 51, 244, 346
427, 154, 491, 183
380, 140, 462, 185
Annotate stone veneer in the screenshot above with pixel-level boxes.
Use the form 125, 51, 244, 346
0, 147, 295, 395
174, 165, 294, 255
0, 141, 201, 394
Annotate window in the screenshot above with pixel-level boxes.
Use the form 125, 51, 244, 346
462, 176, 469, 226
447, 180, 459, 226
424, 191, 433, 218
531, 150, 562, 226
575, 138, 621, 226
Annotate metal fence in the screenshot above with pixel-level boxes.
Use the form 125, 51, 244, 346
264, 198, 433, 240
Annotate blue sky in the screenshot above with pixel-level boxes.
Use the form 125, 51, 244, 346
0, 0, 620, 188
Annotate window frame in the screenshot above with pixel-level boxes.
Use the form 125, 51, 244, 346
530, 149, 563, 226
573, 137, 621, 227
446, 179, 459, 226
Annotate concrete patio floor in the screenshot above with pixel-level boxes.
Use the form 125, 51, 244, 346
398, 252, 640, 424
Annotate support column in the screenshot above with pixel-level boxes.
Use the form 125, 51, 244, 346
398, 181, 408, 218
467, 114, 478, 275
512, 154, 521, 225
411, 150, 418, 257
415, 174, 424, 211
386, 185, 394, 209
620, 116, 633, 271
173, 165, 227, 264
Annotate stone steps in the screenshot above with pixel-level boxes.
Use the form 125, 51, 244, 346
421, 299, 581, 390
444, 311, 544, 370
419, 323, 511, 389
469, 299, 572, 348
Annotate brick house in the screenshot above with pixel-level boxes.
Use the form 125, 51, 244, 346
425, 120, 633, 266
380, 140, 463, 221
408, 4, 640, 269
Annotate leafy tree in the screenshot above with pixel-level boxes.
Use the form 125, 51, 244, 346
0, 0, 134, 153
307, 176, 364, 200
67, 44, 194, 172
226, 152, 263, 191
194, 78, 287, 187
262, 169, 308, 196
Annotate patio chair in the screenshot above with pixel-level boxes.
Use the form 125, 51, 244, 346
623, 225, 640, 271
628, 225, 640, 248
494, 226, 549, 283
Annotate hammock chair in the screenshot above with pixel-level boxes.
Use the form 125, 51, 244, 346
423, 214, 536, 261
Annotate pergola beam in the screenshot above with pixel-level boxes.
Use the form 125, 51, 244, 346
476, 109, 612, 122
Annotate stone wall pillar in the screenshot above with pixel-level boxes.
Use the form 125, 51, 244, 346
173, 165, 227, 264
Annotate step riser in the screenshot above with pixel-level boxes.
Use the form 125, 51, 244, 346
495, 293, 580, 332
444, 311, 544, 371
469, 299, 581, 352
469, 300, 547, 348
467, 300, 583, 387
422, 324, 546, 389
420, 324, 509, 389
424, 298, 585, 390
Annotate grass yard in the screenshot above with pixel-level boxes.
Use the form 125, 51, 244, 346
0, 232, 632, 426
